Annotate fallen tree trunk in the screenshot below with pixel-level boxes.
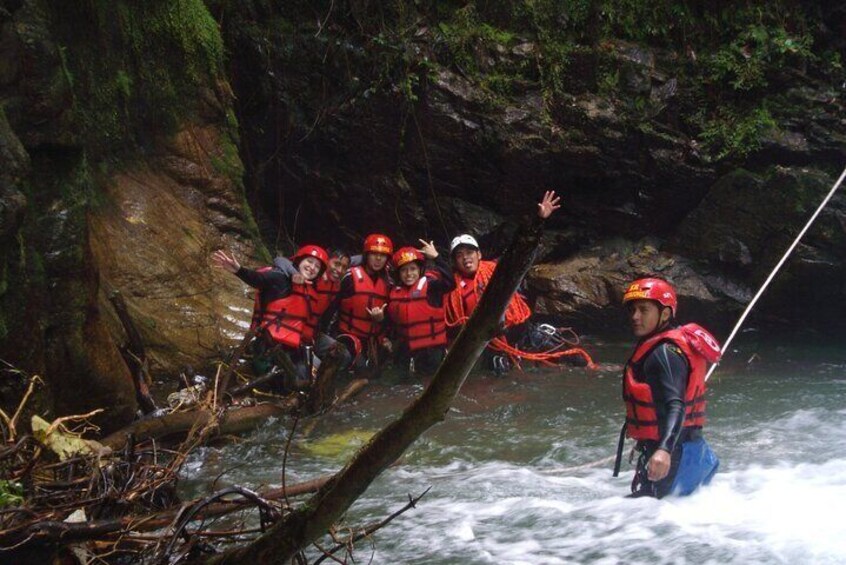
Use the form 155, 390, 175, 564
334, 378, 368, 407
207, 216, 549, 563
101, 401, 295, 451
224, 370, 281, 399
101, 338, 348, 453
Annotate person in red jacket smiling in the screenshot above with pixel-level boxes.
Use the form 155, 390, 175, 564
213, 245, 329, 390
382, 239, 455, 376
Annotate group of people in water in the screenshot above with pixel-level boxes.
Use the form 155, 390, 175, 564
212, 191, 580, 386
213, 190, 722, 499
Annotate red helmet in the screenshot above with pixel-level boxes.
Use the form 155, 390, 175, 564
292, 244, 329, 275
363, 233, 393, 255
393, 247, 424, 269
622, 277, 677, 317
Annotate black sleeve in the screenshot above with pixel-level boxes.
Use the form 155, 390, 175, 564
318, 274, 354, 332
336, 274, 355, 299
425, 256, 456, 307
235, 267, 291, 294
382, 303, 396, 340
641, 342, 690, 453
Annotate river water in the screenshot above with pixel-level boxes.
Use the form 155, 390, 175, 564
181, 344, 846, 564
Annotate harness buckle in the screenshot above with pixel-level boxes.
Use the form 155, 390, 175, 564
492, 355, 510, 375
537, 323, 558, 336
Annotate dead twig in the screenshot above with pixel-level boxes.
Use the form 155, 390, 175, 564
312, 488, 432, 565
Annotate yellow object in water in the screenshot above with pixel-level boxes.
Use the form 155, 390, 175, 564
301, 429, 375, 459
31, 415, 106, 461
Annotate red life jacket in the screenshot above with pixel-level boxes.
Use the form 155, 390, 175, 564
249, 267, 309, 349
622, 323, 722, 441
450, 260, 530, 328
387, 275, 447, 352
338, 266, 389, 339
300, 274, 340, 342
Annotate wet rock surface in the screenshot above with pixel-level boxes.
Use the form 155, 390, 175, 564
0, 1, 263, 430
220, 4, 845, 337
1, 1, 845, 429
88, 124, 262, 377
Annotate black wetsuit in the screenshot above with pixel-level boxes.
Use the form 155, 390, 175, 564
629, 337, 699, 498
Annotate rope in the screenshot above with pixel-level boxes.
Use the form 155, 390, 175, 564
445, 261, 598, 370
445, 260, 530, 329
487, 335, 598, 370
705, 165, 846, 382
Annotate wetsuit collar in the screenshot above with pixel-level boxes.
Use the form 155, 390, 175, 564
636, 320, 676, 344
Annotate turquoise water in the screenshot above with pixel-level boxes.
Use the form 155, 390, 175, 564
181, 345, 846, 564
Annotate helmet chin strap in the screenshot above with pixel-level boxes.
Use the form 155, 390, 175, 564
643, 307, 673, 338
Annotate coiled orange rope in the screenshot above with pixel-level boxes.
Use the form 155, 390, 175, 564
445, 261, 598, 369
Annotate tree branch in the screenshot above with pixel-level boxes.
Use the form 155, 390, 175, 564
207, 216, 546, 563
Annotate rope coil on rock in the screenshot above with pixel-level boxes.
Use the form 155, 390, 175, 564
445, 262, 598, 369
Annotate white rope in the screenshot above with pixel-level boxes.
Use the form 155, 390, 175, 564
706, 165, 846, 382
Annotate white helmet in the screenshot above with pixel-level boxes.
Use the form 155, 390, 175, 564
449, 234, 480, 255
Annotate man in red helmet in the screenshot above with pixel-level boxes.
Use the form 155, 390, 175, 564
322, 233, 394, 375
213, 245, 329, 390
616, 277, 722, 498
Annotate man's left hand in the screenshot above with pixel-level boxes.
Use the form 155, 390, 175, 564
417, 239, 438, 260
647, 449, 671, 482
366, 304, 386, 322
537, 190, 562, 219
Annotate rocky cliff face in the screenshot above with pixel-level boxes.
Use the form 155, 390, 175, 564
0, 1, 265, 431
1, 1, 844, 428
217, 1, 845, 337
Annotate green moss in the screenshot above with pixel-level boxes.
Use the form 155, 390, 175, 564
56, 44, 75, 91
215, 0, 840, 167
439, 0, 827, 160
49, 0, 225, 156
437, 8, 516, 74
705, 22, 813, 92
115, 69, 133, 99
696, 105, 778, 161
0, 480, 24, 508
224, 108, 239, 135
209, 131, 243, 185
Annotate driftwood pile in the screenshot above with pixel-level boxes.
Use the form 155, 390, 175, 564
0, 366, 401, 564
0, 302, 376, 564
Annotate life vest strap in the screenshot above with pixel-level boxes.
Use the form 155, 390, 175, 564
613, 422, 628, 477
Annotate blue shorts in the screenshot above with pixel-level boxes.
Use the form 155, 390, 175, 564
670, 437, 719, 496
